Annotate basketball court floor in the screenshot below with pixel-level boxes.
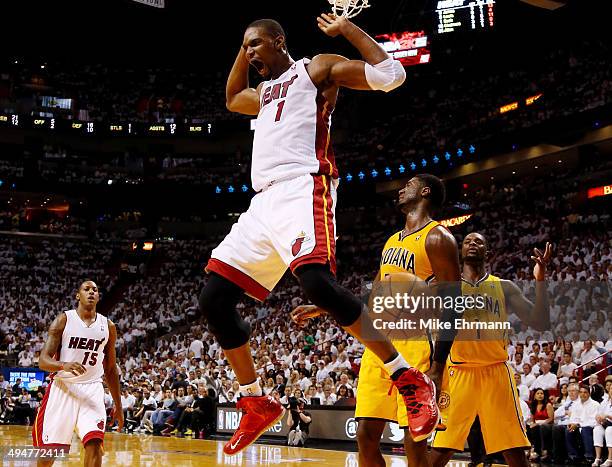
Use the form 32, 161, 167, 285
1, 425, 474, 466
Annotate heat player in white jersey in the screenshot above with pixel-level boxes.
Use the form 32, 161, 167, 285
34, 280, 122, 467
200, 14, 440, 456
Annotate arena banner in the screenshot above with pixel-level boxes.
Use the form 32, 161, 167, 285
131, 0, 165, 8
216, 405, 407, 444
587, 184, 612, 199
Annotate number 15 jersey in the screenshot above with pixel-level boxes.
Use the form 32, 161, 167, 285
55, 309, 109, 384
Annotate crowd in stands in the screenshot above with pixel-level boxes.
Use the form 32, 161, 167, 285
0, 203, 87, 235
2, 62, 238, 123
337, 38, 612, 171
0, 236, 125, 360
0, 133, 610, 467
0, 35, 609, 181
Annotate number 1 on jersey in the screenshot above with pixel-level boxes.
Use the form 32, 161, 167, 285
275, 100, 286, 122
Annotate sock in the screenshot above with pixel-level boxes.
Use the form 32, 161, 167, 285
239, 380, 262, 397
383, 353, 411, 379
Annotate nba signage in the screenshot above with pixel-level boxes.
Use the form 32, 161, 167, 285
216, 406, 404, 444
131, 0, 165, 8
375, 31, 430, 67
218, 408, 284, 434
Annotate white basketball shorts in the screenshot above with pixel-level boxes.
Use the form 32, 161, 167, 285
32, 379, 106, 450
207, 174, 338, 301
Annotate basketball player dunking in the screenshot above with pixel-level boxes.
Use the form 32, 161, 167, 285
34, 280, 123, 467
200, 15, 446, 455
431, 233, 552, 467
293, 174, 463, 467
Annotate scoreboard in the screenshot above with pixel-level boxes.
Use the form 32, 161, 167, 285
0, 114, 213, 137
436, 0, 495, 34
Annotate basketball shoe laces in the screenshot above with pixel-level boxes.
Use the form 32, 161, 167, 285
397, 381, 430, 416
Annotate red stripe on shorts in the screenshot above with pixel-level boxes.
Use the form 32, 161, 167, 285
290, 175, 336, 275
206, 258, 270, 301
82, 430, 105, 446
33, 381, 52, 446
315, 94, 338, 178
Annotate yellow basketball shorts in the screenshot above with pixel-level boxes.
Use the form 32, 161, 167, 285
432, 362, 530, 454
355, 339, 432, 428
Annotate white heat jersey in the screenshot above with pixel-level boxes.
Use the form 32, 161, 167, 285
54, 309, 109, 384
251, 58, 338, 192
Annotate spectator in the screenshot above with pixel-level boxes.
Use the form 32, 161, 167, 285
514, 372, 530, 402
593, 383, 612, 467
147, 389, 176, 434
279, 386, 293, 407
334, 385, 356, 407
125, 389, 144, 432
527, 388, 554, 461
558, 351, 578, 385
189, 337, 204, 361
11, 378, 22, 393
0, 376, 8, 392
581, 341, 603, 376
133, 387, 157, 433
522, 363, 536, 389
287, 398, 311, 447
543, 382, 581, 463
532, 362, 558, 391
179, 385, 215, 438
320, 385, 337, 406
556, 383, 569, 406
14, 388, 35, 425
566, 385, 600, 464
120, 387, 136, 424
589, 374, 606, 403
161, 386, 192, 436
0, 389, 16, 424
262, 377, 275, 396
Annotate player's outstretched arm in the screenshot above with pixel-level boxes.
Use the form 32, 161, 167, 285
425, 226, 462, 388
311, 14, 405, 92
103, 319, 124, 431
226, 46, 261, 115
502, 241, 552, 331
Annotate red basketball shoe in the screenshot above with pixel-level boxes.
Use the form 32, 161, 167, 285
223, 395, 285, 455
392, 367, 440, 442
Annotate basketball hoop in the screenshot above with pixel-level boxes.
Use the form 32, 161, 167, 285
327, 0, 370, 18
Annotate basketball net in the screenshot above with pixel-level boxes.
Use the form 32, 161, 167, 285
327, 0, 370, 18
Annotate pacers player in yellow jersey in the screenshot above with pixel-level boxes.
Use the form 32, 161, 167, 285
431, 232, 552, 467
293, 174, 462, 467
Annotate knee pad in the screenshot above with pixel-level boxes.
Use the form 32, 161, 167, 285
199, 273, 251, 349
296, 264, 363, 327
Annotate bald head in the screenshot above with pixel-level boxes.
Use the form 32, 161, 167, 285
247, 19, 285, 39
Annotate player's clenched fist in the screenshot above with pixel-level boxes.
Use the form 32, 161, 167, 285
290, 304, 326, 327
62, 362, 87, 376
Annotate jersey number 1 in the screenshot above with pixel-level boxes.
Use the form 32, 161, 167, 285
275, 100, 285, 122
81, 351, 98, 366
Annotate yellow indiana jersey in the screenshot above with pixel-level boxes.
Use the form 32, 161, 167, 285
379, 220, 439, 282
449, 273, 509, 367
355, 220, 440, 427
